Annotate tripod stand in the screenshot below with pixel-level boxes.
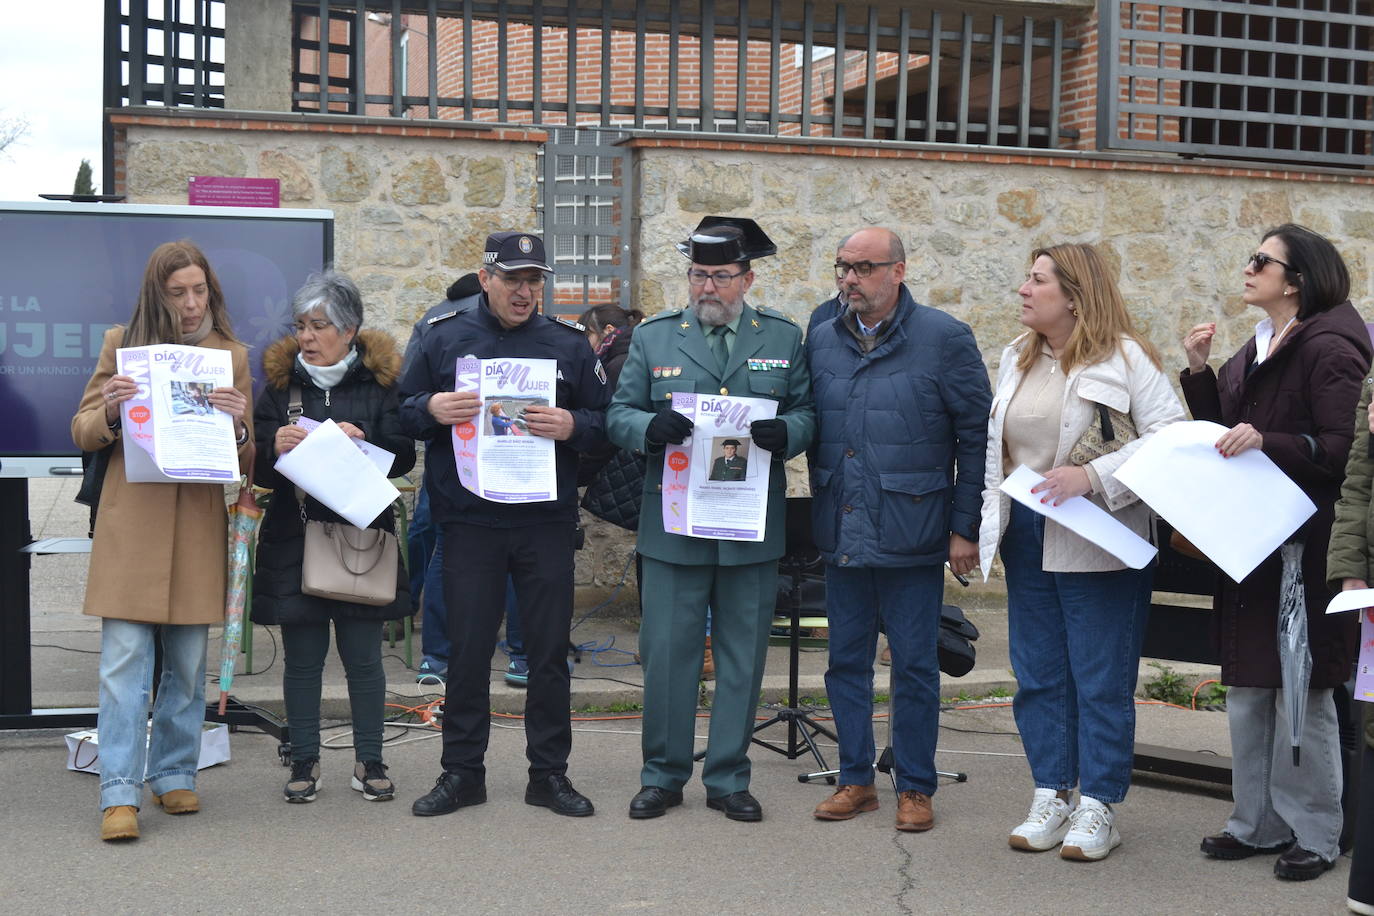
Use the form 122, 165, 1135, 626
692, 498, 837, 773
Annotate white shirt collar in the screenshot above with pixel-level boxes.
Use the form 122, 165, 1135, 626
1253, 314, 1297, 366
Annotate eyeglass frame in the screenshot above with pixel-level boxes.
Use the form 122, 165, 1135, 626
834, 259, 901, 280
1247, 252, 1296, 274
687, 268, 749, 287
492, 270, 548, 291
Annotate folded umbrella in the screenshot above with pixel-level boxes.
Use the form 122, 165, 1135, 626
1276, 540, 1312, 766
219, 448, 263, 715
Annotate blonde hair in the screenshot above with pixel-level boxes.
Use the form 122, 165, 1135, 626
1015, 244, 1161, 374
124, 239, 239, 348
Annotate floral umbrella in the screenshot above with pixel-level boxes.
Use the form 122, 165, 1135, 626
219, 451, 263, 715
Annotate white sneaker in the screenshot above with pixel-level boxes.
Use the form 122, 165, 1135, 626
1008, 788, 1072, 851
1060, 797, 1121, 861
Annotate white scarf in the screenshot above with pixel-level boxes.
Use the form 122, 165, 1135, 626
297, 347, 358, 391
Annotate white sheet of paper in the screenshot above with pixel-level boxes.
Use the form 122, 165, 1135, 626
999, 465, 1157, 569
294, 416, 396, 478
1326, 589, 1374, 615
1114, 420, 1316, 583
273, 418, 399, 528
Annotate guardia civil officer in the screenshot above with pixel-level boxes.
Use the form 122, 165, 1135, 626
608, 216, 815, 822
400, 231, 609, 819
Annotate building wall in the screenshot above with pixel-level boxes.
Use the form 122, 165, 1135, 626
111, 112, 1374, 605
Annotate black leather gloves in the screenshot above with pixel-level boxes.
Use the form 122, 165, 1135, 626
749, 418, 788, 455
646, 408, 694, 446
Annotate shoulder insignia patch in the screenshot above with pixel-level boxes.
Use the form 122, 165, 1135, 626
553, 316, 587, 332
426, 310, 458, 325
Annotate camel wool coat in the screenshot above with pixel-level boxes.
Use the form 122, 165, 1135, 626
72, 325, 254, 625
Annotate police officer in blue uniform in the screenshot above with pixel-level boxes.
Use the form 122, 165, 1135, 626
608, 217, 815, 822
401, 231, 609, 819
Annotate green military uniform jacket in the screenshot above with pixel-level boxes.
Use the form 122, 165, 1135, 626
608, 302, 815, 566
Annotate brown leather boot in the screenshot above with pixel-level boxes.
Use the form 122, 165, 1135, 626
896, 791, 934, 832
701, 636, 715, 680
813, 784, 879, 820
153, 789, 199, 814
101, 805, 139, 841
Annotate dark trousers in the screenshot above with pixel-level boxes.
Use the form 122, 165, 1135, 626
439, 521, 574, 782
281, 618, 385, 763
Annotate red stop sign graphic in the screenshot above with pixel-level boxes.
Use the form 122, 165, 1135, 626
455, 422, 476, 442
667, 452, 689, 473
128, 406, 151, 425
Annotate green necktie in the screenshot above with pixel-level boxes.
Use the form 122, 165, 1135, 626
708, 325, 730, 372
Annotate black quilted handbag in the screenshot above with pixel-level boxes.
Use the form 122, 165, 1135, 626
580, 448, 645, 531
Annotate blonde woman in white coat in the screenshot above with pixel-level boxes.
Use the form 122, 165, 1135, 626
978, 244, 1184, 861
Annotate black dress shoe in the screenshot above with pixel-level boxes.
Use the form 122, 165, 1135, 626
525, 774, 595, 817
411, 772, 486, 817
1200, 832, 1289, 860
628, 786, 683, 819
706, 790, 762, 822
1274, 844, 1334, 881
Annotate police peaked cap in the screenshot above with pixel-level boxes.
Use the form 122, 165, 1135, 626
484, 231, 554, 273
722, 438, 741, 447
676, 216, 777, 265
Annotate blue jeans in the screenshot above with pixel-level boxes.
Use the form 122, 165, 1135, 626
824, 563, 944, 795
408, 485, 438, 610
97, 619, 209, 810
1001, 501, 1153, 803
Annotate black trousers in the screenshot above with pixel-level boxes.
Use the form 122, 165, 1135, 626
439, 521, 575, 781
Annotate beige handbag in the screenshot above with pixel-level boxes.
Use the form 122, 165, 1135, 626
301, 519, 398, 606
1067, 403, 1137, 466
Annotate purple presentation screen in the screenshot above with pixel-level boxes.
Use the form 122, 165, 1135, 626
0, 203, 332, 465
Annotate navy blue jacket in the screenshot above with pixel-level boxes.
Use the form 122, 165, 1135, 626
806, 286, 990, 567
399, 295, 609, 527
807, 295, 844, 337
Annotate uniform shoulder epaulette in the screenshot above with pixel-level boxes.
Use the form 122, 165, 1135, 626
755, 306, 798, 324
641, 307, 684, 324
551, 315, 587, 332
426, 299, 476, 325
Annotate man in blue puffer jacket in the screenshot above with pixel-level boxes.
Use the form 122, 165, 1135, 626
806, 226, 990, 833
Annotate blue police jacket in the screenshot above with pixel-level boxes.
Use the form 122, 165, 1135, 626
806, 286, 990, 567
399, 294, 609, 527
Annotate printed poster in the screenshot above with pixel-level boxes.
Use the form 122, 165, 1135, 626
661, 393, 776, 542
452, 356, 558, 503
115, 344, 240, 483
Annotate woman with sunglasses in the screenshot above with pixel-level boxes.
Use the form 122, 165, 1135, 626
1182, 224, 1370, 881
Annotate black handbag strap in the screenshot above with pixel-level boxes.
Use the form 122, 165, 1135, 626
287, 382, 303, 423
1096, 403, 1116, 443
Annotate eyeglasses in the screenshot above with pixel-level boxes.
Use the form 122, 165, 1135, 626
1247, 252, 1294, 274
687, 269, 748, 287
834, 259, 900, 279
496, 272, 547, 291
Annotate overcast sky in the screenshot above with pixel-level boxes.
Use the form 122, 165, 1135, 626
0, 4, 105, 200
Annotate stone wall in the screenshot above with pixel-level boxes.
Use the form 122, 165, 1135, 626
117, 115, 1374, 611
633, 146, 1374, 372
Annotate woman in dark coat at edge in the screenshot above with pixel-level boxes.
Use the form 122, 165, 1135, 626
253, 270, 416, 804
1181, 223, 1370, 880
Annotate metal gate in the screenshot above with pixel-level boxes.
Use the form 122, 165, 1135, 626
539, 127, 633, 316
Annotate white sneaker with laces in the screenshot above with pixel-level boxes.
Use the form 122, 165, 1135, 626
1008, 787, 1072, 851
1060, 797, 1121, 861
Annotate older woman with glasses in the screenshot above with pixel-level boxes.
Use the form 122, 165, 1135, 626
1182, 224, 1370, 881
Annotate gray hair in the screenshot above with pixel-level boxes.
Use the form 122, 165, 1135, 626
292, 268, 364, 332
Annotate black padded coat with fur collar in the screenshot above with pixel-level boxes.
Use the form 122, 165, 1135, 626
251, 329, 417, 625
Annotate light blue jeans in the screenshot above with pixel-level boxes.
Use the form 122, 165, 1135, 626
97, 618, 209, 810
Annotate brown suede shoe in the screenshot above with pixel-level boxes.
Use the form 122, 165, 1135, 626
895, 791, 934, 832
701, 636, 715, 681
813, 784, 879, 820
101, 805, 139, 841
153, 789, 199, 814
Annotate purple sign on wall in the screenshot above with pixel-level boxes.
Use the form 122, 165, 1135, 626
188, 176, 280, 208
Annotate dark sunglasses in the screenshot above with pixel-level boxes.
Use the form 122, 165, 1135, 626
1248, 252, 1295, 273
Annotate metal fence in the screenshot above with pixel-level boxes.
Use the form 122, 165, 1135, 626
284, 1, 1083, 148
104, 0, 227, 110
1098, 0, 1374, 167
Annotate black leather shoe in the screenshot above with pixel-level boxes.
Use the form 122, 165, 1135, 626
628, 786, 683, 819
706, 790, 762, 822
1200, 832, 1289, 860
525, 774, 595, 817
411, 772, 486, 817
1274, 844, 1334, 881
